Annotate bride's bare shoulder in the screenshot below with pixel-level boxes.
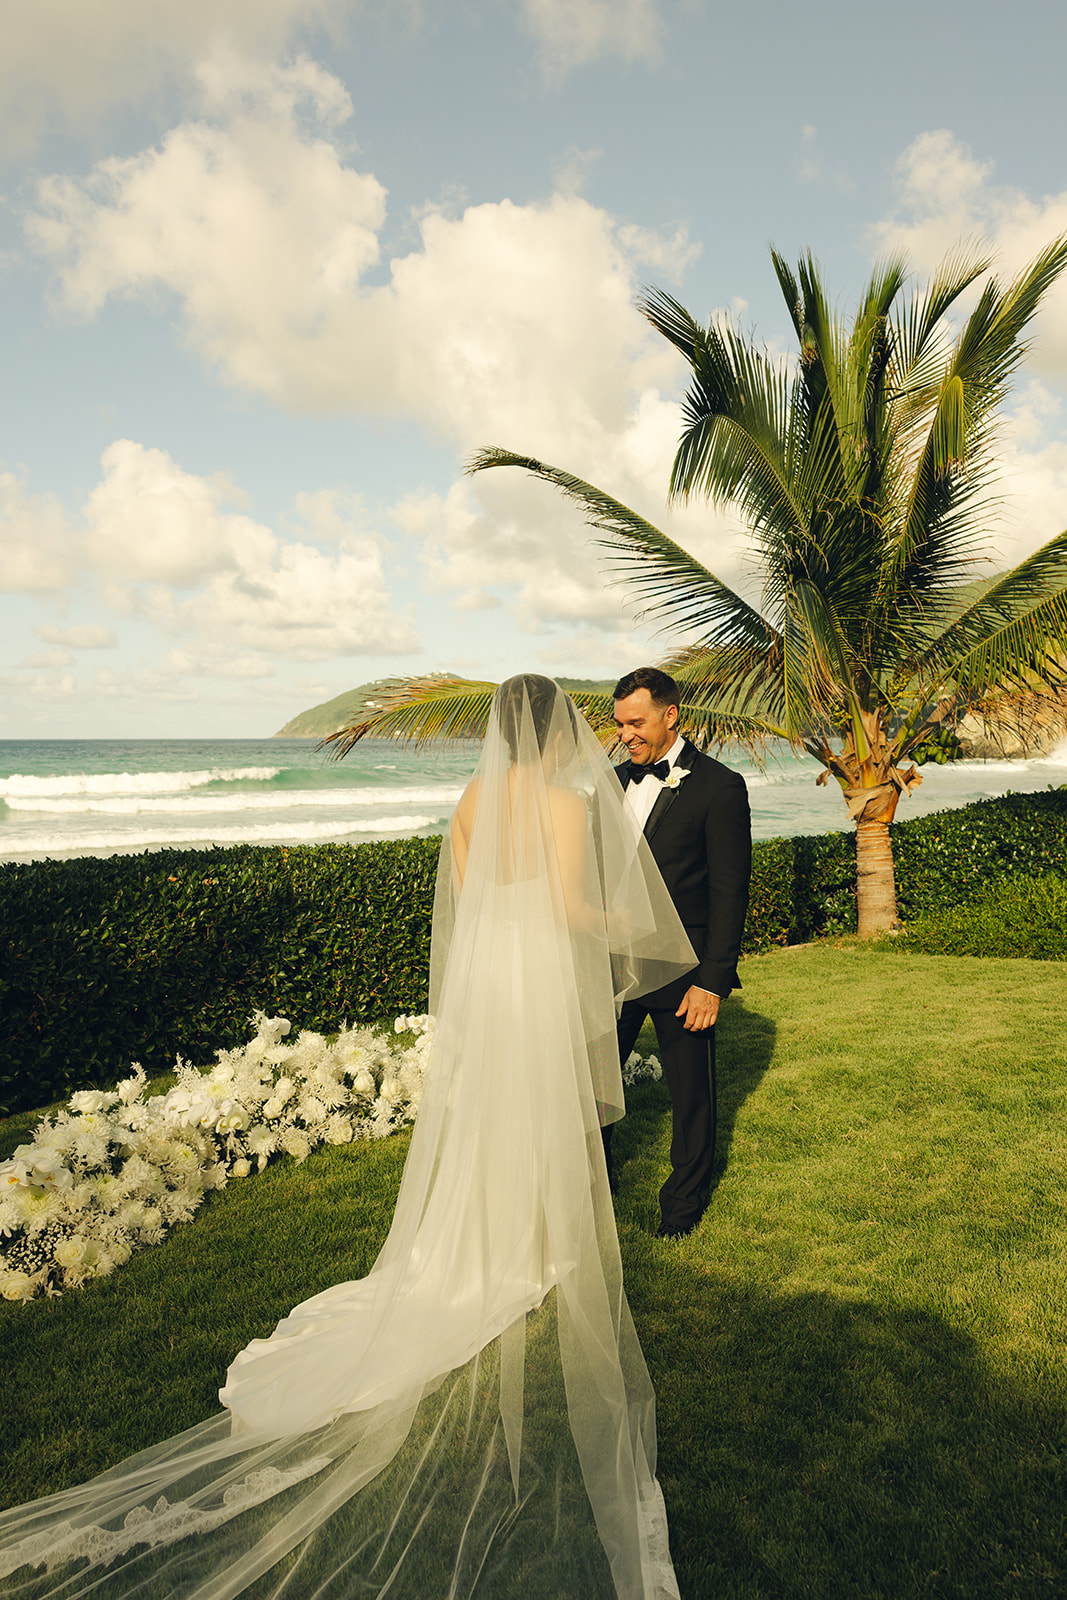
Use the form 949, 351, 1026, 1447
546, 784, 586, 829
452, 778, 481, 839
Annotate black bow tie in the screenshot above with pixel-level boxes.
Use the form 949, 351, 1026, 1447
629, 759, 671, 784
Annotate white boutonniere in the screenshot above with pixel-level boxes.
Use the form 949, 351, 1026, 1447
663, 768, 690, 791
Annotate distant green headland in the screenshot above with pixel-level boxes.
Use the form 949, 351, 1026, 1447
273, 678, 615, 738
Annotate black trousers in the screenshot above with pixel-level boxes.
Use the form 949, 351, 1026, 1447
612, 976, 717, 1231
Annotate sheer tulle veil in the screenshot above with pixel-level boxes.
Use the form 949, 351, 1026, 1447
0, 676, 696, 1599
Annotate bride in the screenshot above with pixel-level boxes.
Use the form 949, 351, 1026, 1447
0, 675, 697, 1600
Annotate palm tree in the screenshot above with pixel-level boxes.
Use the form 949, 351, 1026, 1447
330, 241, 1067, 936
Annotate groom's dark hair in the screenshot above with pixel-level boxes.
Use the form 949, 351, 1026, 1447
613, 667, 680, 710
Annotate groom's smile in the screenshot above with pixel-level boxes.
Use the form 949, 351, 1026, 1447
614, 688, 679, 766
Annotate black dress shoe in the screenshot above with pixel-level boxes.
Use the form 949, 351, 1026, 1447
655, 1220, 697, 1240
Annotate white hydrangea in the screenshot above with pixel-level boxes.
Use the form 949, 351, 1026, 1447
2, 1009, 436, 1303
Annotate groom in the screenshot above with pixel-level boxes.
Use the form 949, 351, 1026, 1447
608, 667, 751, 1239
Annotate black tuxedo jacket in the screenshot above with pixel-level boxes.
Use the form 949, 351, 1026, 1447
618, 740, 751, 997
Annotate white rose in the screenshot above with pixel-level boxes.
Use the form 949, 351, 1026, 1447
55, 1236, 88, 1267
1, 1270, 35, 1302
273, 1078, 295, 1105
231, 1158, 252, 1177
379, 1077, 402, 1104
353, 1071, 376, 1098
69, 1090, 116, 1114
262, 1097, 284, 1120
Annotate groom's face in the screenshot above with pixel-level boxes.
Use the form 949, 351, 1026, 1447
613, 689, 678, 765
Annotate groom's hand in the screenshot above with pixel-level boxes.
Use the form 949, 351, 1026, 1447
676, 987, 720, 1031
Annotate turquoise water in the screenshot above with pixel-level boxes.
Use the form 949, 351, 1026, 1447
1, 736, 1065, 862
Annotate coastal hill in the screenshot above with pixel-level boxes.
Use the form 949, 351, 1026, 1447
273, 678, 615, 738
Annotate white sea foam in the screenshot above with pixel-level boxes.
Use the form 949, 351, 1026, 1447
0, 768, 281, 799
2, 785, 466, 817
0, 816, 442, 856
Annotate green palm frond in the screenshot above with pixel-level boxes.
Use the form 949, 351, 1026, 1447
467, 447, 779, 652
322, 677, 499, 757
914, 529, 1067, 684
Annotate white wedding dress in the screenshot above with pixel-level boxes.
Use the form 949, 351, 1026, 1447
0, 677, 696, 1600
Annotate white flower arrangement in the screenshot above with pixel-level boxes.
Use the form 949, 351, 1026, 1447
0, 1011, 436, 1306
662, 768, 690, 792
622, 1051, 662, 1086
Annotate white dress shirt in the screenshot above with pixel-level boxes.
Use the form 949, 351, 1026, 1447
623, 735, 717, 999
623, 734, 686, 833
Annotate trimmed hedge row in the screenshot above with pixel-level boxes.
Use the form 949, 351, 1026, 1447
0, 841, 440, 1117
3, 787, 1066, 1116
880, 873, 1067, 961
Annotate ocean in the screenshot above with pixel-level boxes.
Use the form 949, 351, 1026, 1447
1, 736, 1066, 864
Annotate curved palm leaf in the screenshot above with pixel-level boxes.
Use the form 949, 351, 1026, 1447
322, 678, 499, 757
467, 446, 779, 653
914, 528, 1067, 688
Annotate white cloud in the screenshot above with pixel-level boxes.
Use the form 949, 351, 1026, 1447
85, 440, 254, 586
35, 624, 118, 649
23, 647, 74, 669
0, 473, 79, 593
29, 58, 682, 441
868, 132, 1067, 569
870, 130, 1067, 381
0, 1, 346, 153
82, 441, 419, 660
3, 440, 419, 676
518, 0, 664, 72
28, 55, 725, 643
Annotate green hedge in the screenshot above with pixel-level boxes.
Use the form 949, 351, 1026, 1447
880, 872, 1067, 960
3, 787, 1066, 1117
0, 841, 440, 1117
742, 787, 1067, 952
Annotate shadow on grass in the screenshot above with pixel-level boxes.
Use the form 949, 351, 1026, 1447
618, 995, 776, 1220
628, 1260, 1066, 1600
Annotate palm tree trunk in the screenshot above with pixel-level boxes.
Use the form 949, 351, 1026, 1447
854, 817, 898, 936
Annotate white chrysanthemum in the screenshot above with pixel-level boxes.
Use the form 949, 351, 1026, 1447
92, 1175, 126, 1213
32, 1119, 74, 1154
138, 1206, 166, 1241
246, 1124, 276, 1157
324, 1114, 354, 1145
299, 1097, 327, 1125
287, 1031, 327, 1067
118, 1155, 157, 1195
280, 1129, 312, 1163
200, 1164, 228, 1192
14, 1187, 65, 1232
160, 1189, 201, 1224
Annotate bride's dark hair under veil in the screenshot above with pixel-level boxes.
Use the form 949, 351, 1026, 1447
0, 675, 696, 1600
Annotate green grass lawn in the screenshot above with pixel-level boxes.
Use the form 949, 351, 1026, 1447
2, 947, 1065, 1599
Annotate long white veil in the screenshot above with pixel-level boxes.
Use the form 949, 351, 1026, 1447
0, 676, 696, 1600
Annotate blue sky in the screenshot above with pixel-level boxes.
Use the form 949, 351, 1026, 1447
3, 0, 1067, 736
